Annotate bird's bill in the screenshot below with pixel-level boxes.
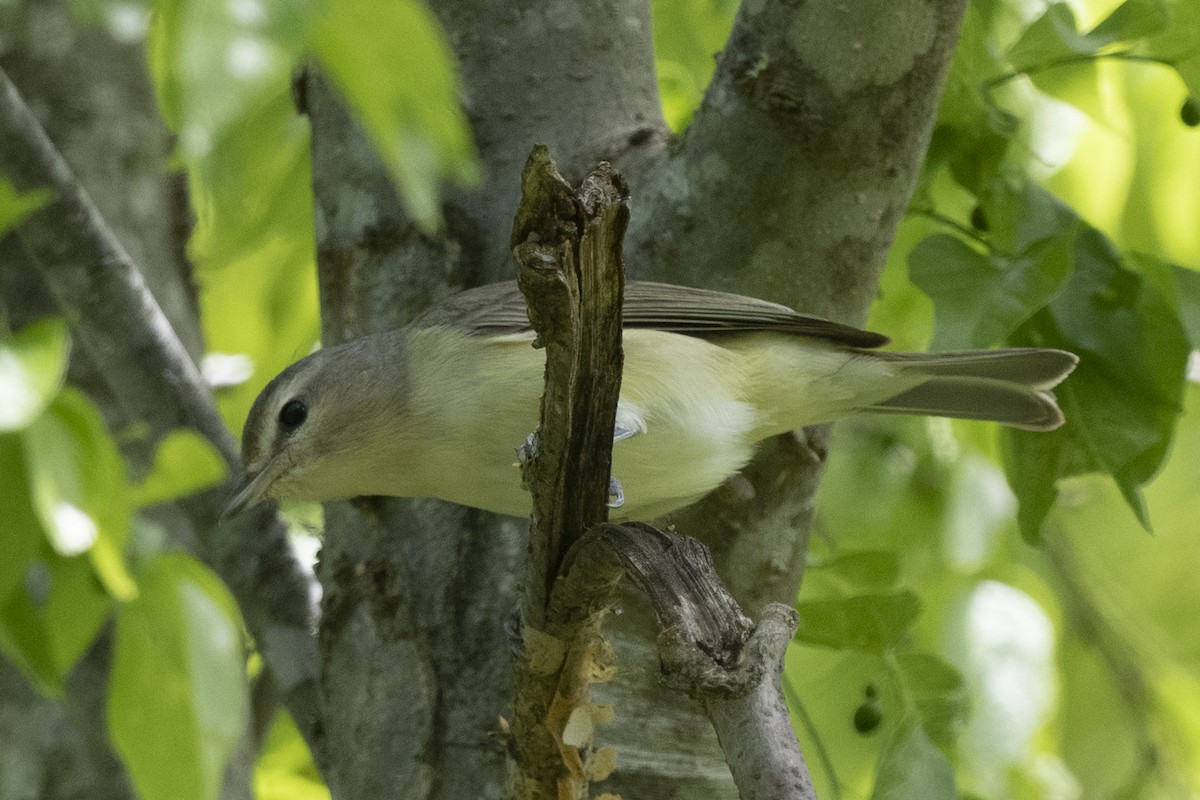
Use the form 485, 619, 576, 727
222, 465, 276, 519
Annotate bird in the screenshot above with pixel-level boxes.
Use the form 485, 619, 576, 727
224, 281, 1077, 520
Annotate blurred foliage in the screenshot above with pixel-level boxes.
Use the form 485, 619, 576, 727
1, 0, 1198, 798
797, 0, 1200, 795
0, 304, 243, 800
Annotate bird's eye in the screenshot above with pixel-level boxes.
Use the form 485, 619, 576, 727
278, 399, 308, 430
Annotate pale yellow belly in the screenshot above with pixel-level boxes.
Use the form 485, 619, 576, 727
411, 328, 761, 519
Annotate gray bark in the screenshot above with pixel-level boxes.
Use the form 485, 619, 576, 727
306, 69, 522, 800
430, 0, 669, 280
301, 0, 970, 797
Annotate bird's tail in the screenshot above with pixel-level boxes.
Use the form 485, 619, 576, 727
864, 348, 1078, 431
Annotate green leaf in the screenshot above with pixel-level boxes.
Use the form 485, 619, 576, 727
909, 231, 1074, 351
895, 652, 969, 747
0, 318, 70, 431
1004, 227, 1190, 538
981, 176, 1078, 256
651, 0, 738, 130
1016, 0, 1169, 119
810, 550, 901, 591
0, 179, 52, 235
0, 550, 114, 698
1142, 0, 1200, 97
1002, 424, 1064, 543
186, 86, 314, 270
1168, 264, 1200, 347
794, 591, 922, 654
21, 389, 137, 599
1006, 0, 1166, 75
1090, 0, 1170, 43
313, 0, 480, 230
869, 720, 956, 800
109, 554, 247, 800
132, 429, 229, 508
255, 710, 331, 800
1007, 4, 1096, 73
0, 436, 41, 602
147, 0, 307, 152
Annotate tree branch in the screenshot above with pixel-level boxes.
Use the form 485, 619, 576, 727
509, 146, 628, 799
588, 524, 814, 800
0, 66, 325, 767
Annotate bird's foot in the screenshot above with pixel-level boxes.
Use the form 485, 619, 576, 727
514, 433, 537, 491
607, 475, 625, 509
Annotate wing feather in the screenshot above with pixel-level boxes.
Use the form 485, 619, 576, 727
412, 281, 889, 348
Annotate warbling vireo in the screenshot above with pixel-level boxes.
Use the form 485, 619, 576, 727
224, 281, 1077, 519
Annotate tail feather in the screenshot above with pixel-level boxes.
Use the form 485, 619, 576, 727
866, 348, 1077, 432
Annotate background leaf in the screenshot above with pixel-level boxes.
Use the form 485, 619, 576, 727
895, 652, 970, 747
131, 429, 229, 508
108, 554, 247, 800
21, 389, 137, 599
1004, 226, 1190, 538
313, 0, 479, 230
0, 178, 52, 234
0, 318, 70, 431
869, 721, 956, 800
794, 591, 923, 654
909, 231, 1074, 350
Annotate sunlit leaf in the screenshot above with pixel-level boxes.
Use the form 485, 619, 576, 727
0, 318, 70, 431
43, 549, 115, 678
1143, 0, 1200, 97
869, 720, 956, 800
21, 389, 137, 599
109, 554, 247, 800
794, 591, 923, 654
1007, 0, 1167, 76
651, 0, 738, 130
187, 86, 313, 270
131, 429, 228, 508
313, 0, 479, 230
255, 710, 330, 800
147, 0, 308, 155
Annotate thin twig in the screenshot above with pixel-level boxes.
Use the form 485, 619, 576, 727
783, 674, 843, 800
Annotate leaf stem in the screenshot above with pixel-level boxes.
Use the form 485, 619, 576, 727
909, 206, 993, 251
982, 51, 1177, 92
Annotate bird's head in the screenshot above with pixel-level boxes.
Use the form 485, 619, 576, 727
222, 333, 414, 516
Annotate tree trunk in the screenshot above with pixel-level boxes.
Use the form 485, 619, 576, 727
304, 1, 967, 798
